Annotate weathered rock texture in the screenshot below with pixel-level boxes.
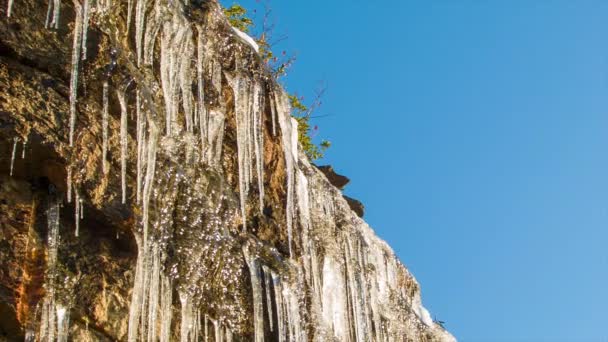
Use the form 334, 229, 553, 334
0, 1, 455, 341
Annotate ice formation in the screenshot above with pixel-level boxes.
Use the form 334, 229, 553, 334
68, 2, 83, 147
9, 137, 17, 176
6, 0, 13, 17
117, 89, 129, 203
102, 81, 110, 173
8, 1, 453, 341
231, 27, 260, 53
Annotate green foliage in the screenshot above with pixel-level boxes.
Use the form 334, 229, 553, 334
223, 4, 253, 33
290, 95, 331, 160
223, 3, 331, 160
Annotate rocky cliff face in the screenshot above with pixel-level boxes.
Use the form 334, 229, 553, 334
0, 1, 455, 341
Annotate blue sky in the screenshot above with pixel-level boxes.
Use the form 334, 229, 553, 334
221, 1, 608, 341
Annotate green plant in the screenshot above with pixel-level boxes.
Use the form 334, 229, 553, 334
289, 94, 331, 160
223, 4, 253, 33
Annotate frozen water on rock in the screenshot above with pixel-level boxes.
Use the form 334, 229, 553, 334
19, 1, 454, 340
231, 27, 259, 53
243, 245, 264, 342
21, 136, 27, 159
102, 81, 110, 173
69, 2, 83, 147
81, 0, 91, 60
274, 89, 299, 256
6, 0, 13, 17
117, 89, 129, 203
9, 137, 17, 176
74, 189, 80, 237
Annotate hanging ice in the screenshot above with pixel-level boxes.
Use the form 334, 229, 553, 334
135, 0, 147, 66
74, 189, 80, 237
21, 136, 27, 159
261, 265, 274, 332
243, 245, 264, 342
66, 167, 72, 203
136, 91, 146, 203
117, 89, 128, 203
9, 137, 17, 176
81, 0, 91, 60
69, 2, 84, 147
274, 89, 299, 256
56, 305, 70, 342
231, 27, 259, 53
102, 81, 110, 173
6, 0, 14, 18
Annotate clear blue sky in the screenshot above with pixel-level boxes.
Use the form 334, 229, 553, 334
221, 1, 608, 341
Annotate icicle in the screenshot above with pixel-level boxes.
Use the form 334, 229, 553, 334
225, 327, 233, 342
51, 0, 60, 28
136, 91, 145, 203
252, 82, 265, 214
6, 0, 13, 18
160, 267, 174, 342
142, 127, 158, 244
272, 271, 286, 342
196, 27, 207, 149
274, 90, 299, 256
127, 0, 134, 33
56, 306, 70, 342
243, 245, 264, 342
322, 256, 348, 339
45, 1, 53, 28
270, 90, 277, 137
204, 315, 209, 342
205, 109, 225, 167
9, 137, 17, 176
178, 27, 195, 133
127, 243, 144, 342
212, 319, 220, 342
66, 167, 72, 203
21, 136, 27, 159
81, 0, 91, 60
180, 293, 195, 342
262, 265, 274, 332
69, 2, 84, 147
146, 244, 161, 342
102, 81, 110, 173
135, 0, 147, 66
117, 89, 128, 204
74, 189, 80, 237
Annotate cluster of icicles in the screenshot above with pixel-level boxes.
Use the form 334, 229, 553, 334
5, 0, 448, 341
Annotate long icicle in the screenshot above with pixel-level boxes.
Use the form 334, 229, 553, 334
102, 81, 109, 173
21, 136, 27, 159
6, 0, 14, 17
136, 91, 145, 203
74, 189, 80, 237
66, 167, 72, 203
127, 0, 134, 33
117, 89, 128, 204
81, 0, 91, 60
69, 1, 84, 147
262, 265, 274, 332
243, 245, 264, 342
9, 137, 18, 176
51, 0, 60, 29
135, 0, 147, 66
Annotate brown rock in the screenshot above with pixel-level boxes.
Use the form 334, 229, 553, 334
316, 165, 350, 189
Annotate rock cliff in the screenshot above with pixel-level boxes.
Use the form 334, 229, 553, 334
0, 0, 455, 341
